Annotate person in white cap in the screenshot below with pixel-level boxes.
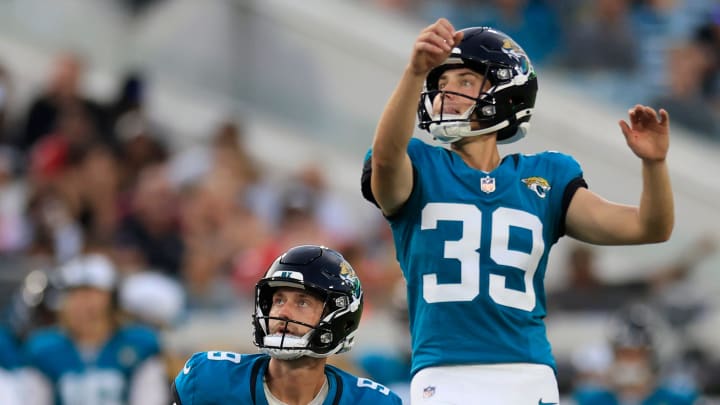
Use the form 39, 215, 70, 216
22, 253, 169, 405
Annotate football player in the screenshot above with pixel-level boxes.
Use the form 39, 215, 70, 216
573, 304, 698, 405
23, 253, 168, 405
361, 18, 674, 404
172, 245, 403, 404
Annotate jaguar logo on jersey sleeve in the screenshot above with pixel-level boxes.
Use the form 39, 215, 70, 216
521, 177, 551, 198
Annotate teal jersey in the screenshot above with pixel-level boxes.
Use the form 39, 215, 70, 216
574, 385, 697, 405
173, 352, 403, 405
0, 327, 23, 370
362, 138, 586, 375
25, 325, 162, 405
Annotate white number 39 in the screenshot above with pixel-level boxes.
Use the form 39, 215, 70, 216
421, 203, 544, 311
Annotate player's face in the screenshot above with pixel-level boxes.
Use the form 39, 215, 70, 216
62, 287, 113, 328
432, 68, 487, 116
610, 346, 653, 389
268, 287, 324, 337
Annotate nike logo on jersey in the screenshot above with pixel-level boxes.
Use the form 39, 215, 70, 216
538, 399, 556, 405
183, 365, 192, 374
522, 177, 551, 198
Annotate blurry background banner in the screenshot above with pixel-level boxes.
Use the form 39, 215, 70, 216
0, 0, 718, 403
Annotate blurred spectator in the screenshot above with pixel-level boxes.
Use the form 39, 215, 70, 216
118, 271, 186, 330
108, 71, 145, 127
694, 7, 720, 113
166, 120, 276, 308
650, 42, 720, 139
109, 71, 169, 194
549, 238, 717, 317
23, 125, 122, 261
72, 143, 121, 243
423, 0, 562, 66
24, 186, 84, 265
231, 165, 342, 296
34, 141, 122, 248
286, 164, 358, 243
23, 254, 168, 405
474, 0, 563, 66
630, 0, 716, 105
208, 120, 281, 231
115, 111, 168, 192
646, 234, 717, 329
572, 304, 698, 405
562, 0, 638, 73
17, 52, 110, 153
179, 167, 268, 309
211, 121, 260, 185
116, 270, 189, 388
115, 164, 183, 276
339, 241, 401, 310
0, 146, 29, 253
569, 342, 614, 396
0, 63, 16, 146
547, 244, 650, 313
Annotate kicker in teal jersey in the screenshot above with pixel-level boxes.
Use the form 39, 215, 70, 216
364, 138, 586, 376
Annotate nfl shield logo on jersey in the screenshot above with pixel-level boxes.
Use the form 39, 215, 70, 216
480, 176, 496, 193
423, 386, 436, 398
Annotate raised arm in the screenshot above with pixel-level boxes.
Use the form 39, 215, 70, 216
370, 18, 463, 216
566, 105, 674, 245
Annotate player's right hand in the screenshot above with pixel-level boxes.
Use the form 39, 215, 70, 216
409, 18, 463, 76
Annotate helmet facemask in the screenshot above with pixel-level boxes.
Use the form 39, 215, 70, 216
255, 313, 334, 361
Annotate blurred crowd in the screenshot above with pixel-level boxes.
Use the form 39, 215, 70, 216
0, 0, 719, 403
0, 51, 403, 403
368, 0, 720, 140
548, 237, 720, 402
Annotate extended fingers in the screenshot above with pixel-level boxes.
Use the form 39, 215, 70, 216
629, 105, 665, 125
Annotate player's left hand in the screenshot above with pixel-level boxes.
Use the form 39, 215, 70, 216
619, 105, 670, 163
